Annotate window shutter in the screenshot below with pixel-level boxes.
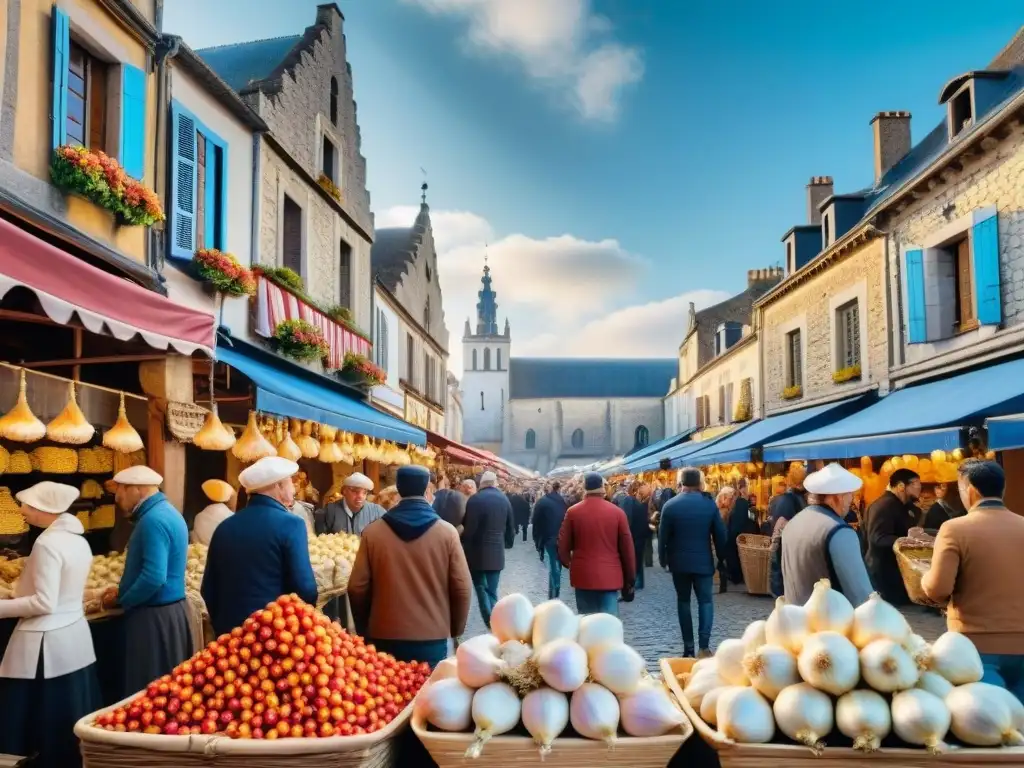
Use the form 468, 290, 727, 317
905, 249, 927, 343
120, 64, 146, 179
972, 212, 1001, 326
169, 107, 197, 261
51, 7, 70, 150
217, 145, 229, 251
718, 386, 725, 423
203, 138, 216, 248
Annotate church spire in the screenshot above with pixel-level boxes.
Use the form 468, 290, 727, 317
475, 250, 499, 336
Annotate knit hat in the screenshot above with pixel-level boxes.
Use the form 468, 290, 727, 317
583, 472, 604, 492
396, 465, 430, 498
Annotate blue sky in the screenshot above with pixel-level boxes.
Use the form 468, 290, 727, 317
164, 0, 1022, 373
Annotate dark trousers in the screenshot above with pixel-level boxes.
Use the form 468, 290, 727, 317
543, 542, 562, 599
672, 572, 714, 654
522, 524, 529, 542
645, 538, 654, 567
634, 541, 646, 589
471, 570, 501, 628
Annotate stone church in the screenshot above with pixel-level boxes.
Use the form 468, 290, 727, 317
461, 265, 675, 474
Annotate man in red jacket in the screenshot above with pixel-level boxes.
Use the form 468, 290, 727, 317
558, 472, 636, 616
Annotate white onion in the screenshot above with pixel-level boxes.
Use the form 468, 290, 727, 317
743, 644, 798, 701
742, 620, 767, 654
432, 657, 459, 682
466, 682, 522, 758
577, 613, 624, 653
850, 592, 910, 649
946, 682, 1024, 746
715, 639, 750, 686
902, 633, 930, 669
797, 631, 859, 696
532, 600, 579, 648
490, 593, 535, 643
917, 670, 954, 699
700, 685, 735, 727
589, 642, 645, 696
927, 632, 983, 685
836, 689, 891, 752
570, 683, 620, 744
860, 639, 920, 692
765, 597, 810, 654
456, 634, 506, 688
683, 669, 725, 709
991, 685, 1024, 732
620, 682, 685, 737
499, 640, 533, 669
716, 687, 775, 744
535, 639, 589, 693
773, 683, 833, 753
891, 688, 951, 754
414, 677, 474, 731
691, 657, 717, 675
805, 578, 854, 636
521, 687, 569, 757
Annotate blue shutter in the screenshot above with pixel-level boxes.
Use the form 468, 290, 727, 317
120, 64, 146, 179
204, 140, 216, 248
973, 212, 1001, 326
51, 7, 70, 150
169, 106, 197, 261
905, 249, 927, 343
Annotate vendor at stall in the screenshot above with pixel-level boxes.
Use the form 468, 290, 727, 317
314, 472, 385, 536
201, 456, 318, 636
0, 482, 100, 768
864, 468, 921, 605
113, 466, 192, 698
191, 479, 236, 546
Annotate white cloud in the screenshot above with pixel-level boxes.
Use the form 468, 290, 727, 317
404, 0, 643, 121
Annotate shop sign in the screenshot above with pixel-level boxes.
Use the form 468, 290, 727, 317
166, 401, 208, 442
404, 395, 430, 429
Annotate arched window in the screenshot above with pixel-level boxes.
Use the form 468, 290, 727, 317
480, 391, 485, 410
472, 350, 478, 370
525, 429, 536, 450
571, 429, 584, 449
496, 349, 502, 370
329, 76, 339, 125
634, 425, 650, 448
424, 297, 430, 330
484, 348, 491, 370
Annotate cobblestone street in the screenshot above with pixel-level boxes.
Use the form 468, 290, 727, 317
462, 528, 946, 668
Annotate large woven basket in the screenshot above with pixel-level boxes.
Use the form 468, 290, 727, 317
736, 534, 771, 595
893, 538, 946, 610
661, 658, 1024, 767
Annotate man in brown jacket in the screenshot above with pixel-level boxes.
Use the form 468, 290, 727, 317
922, 459, 1024, 700
348, 465, 472, 668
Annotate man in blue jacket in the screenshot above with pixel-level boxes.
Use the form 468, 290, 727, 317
114, 465, 192, 697
202, 456, 318, 636
659, 467, 727, 659
531, 481, 569, 599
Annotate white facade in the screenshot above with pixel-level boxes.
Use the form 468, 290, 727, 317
445, 373, 464, 443
461, 332, 510, 451
369, 286, 403, 416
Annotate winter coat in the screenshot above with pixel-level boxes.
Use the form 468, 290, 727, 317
659, 490, 727, 577
531, 492, 568, 549
864, 491, 916, 605
433, 489, 468, 529
461, 487, 514, 572
557, 495, 636, 591
509, 493, 531, 529
624, 497, 651, 551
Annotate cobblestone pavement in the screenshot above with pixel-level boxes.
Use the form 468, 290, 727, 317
462, 529, 946, 669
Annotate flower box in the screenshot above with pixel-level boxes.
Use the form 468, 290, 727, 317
317, 173, 343, 203
340, 353, 386, 388
832, 364, 862, 384
51, 145, 164, 227
192, 249, 256, 297
782, 385, 803, 401
274, 319, 330, 363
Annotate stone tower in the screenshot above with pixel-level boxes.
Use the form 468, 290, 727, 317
461, 260, 510, 451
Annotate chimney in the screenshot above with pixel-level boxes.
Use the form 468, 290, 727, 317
316, 3, 344, 34
871, 111, 912, 184
806, 177, 833, 225
748, 266, 784, 288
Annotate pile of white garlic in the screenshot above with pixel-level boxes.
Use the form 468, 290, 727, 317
414, 593, 685, 757
681, 579, 1024, 753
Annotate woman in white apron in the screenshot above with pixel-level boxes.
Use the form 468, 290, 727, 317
0, 482, 100, 767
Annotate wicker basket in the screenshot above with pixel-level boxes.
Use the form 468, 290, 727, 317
75, 691, 412, 768
661, 658, 1024, 766
736, 534, 771, 596
893, 538, 946, 610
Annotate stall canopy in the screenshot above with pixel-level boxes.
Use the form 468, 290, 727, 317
986, 414, 1024, 451
620, 428, 696, 473
426, 429, 492, 467
632, 430, 734, 473
682, 394, 873, 467
764, 358, 1024, 462
217, 341, 426, 445
0, 216, 215, 355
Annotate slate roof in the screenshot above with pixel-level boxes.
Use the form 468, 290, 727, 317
372, 214, 425, 293
196, 35, 303, 93
508, 358, 676, 400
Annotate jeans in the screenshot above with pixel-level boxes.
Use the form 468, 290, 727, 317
980, 653, 1024, 702
471, 570, 501, 628
634, 543, 646, 589
575, 589, 619, 617
543, 542, 562, 599
672, 572, 714, 654
370, 638, 449, 669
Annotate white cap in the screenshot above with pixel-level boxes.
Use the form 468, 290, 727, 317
342, 472, 374, 491
238, 456, 299, 492
112, 466, 164, 486
804, 463, 863, 495
479, 471, 498, 487
17, 481, 80, 514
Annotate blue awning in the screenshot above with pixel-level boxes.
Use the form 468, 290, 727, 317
682, 394, 872, 467
621, 428, 695, 472
216, 342, 426, 446
986, 414, 1024, 451
765, 358, 1024, 462
631, 428, 740, 473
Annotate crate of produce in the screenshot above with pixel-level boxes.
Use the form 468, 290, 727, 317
737, 534, 771, 595
893, 538, 946, 609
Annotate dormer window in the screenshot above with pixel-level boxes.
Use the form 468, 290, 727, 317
822, 211, 832, 248
786, 241, 793, 275
714, 322, 742, 356
949, 86, 973, 138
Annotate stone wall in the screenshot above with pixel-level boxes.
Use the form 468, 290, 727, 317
392, 223, 450, 354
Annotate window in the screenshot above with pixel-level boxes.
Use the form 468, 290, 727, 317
169, 104, 228, 260
329, 76, 339, 125
424, 351, 431, 398
322, 135, 336, 182
786, 329, 803, 387
424, 297, 430, 331
496, 349, 502, 370
525, 429, 536, 450
726, 382, 735, 421
375, 310, 388, 372
339, 240, 351, 308
483, 348, 491, 370
822, 212, 831, 249
195, 132, 207, 249
66, 41, 108, 150
786, 241, 793, 274
953, 236, 976, 331
426, 263, 432, 282
634, 425, 649, 448
571, 429, 584, 450
950, 87, 973, 138
406, 333, 415, 382
836, 300, 861, 369
480, 391, 484, 411
718, 385, 726, 423
472, 349, 478, 370
282, 195, 303, 276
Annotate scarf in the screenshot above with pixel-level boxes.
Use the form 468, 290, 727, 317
382, 497, 439, 542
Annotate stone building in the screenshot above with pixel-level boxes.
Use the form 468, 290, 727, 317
446, 372, 464, 443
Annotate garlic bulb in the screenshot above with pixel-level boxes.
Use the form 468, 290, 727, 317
683, 669, 725, 709
535, 639, 588, 693
620, 682, 685, 737
859, 639, 919, 692
916, 671, 954, 700
490, 593, 535, 644
318, 426, 344, 463
577, 612, 624, 653
902, 633, 930, 669
836, 689, 891, 752
456, 634, 506, 688
700, 685, 735, 727
805, 578, 854, 636
716, 687, 775, 744
990, 685, 1024, 733
103, 392, 145, 453
691, 657, 717, 675
926, 632, 983, 685
890, 689, 951, 754
433, 657, 459, 682
773, 683, 833, 753
765, 597, 809, 654
276, 423, 302, 461
850, 592, 910, 649
499, 639, 533, 669
715, 638, 750, 686
466, 682, 521, 758
532, 600, 579, 648
741, 620, 767, 654
743, 644, 798, 701
797, 631, 860, 696
569, 683, 620, 744
0, 369, 45, 443
946, 682, 1024, 747
589, 642, 645, 696
414, 677, 474, 731
521, 687, 569, 757
46, 382, 95, 444
232, 411, 277, 462
295, 420, 319, 458
192, 402, 235, 451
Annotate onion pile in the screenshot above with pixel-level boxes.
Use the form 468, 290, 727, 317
679, 580, 1023, 753
419, 594, 684, 757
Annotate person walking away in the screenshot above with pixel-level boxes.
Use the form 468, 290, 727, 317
864, 468, 921, 605
558, 472, 636, 616
191, 479, 235, 546
922, 460, 1024, 699
919, 482, 963, 531
201, 457, 317, 636
779, 464, 873, 607
532, 481, 569, 599
625, 482, 652, 590
315, 472, 385, 536
0, 483, 101, 768
509, 487, 531, 543
462, 471, 514, 628
768, 464, 808, 596
659, 468, 725, 658
113, 466, 192, 697
438, 479, 473, 533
